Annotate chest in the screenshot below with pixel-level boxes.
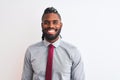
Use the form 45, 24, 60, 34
31, 48, 72, 75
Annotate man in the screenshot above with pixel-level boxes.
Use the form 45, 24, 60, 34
22, 7, 85, 80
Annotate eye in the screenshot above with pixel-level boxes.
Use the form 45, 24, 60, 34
53, 20, 58, 24
43, 20, 49, 25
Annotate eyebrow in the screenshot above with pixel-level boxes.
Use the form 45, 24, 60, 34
43, 20, 59, 22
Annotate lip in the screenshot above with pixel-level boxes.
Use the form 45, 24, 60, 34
47, 29, 56, 34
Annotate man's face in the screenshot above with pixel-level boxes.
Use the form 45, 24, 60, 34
41, 13, 62, 41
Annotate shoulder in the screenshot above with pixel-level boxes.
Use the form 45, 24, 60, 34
60, 40, 78, 50
25, 41, 44, 57
60, 40, 81, 59
30, 41, 44, 48
26, 41, 43, 52
60, 40, 80, 55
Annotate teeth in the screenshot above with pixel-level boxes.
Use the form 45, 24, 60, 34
48, 29, 55, 34
48, 29, 54, 32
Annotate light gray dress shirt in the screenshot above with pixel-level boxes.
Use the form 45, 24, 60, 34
22, 38, 85, 80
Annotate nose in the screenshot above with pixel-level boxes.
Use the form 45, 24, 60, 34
49, 22, 54, 28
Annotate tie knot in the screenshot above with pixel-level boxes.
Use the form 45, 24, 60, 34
49, 44, 54, 48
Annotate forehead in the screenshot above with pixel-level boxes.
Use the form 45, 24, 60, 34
42, 13, 60, 21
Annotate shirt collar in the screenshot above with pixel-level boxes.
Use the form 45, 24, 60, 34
43, 37, 61, 48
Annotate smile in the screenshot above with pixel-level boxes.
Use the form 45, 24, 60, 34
47, 29, 56, 34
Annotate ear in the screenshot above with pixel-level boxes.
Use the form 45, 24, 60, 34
60, 22, 63, 28
41, 23, 43, 28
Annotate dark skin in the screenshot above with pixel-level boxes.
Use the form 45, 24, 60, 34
41, 13, 62, 43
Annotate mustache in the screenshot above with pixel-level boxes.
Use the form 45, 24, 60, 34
43, 27, 58, 31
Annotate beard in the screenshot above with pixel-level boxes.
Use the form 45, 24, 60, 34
42, 27, 61, 41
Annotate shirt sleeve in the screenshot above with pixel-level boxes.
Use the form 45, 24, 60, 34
21, 48, 33, 80
71, 48, 85, 80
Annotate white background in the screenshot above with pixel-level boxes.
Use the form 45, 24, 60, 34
0, 0, 120, 80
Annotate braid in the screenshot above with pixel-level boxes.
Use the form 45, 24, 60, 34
42, 33, 44, 40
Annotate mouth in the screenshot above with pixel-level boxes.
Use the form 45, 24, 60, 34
42, 27, 61, 41
47, 29, 57, 35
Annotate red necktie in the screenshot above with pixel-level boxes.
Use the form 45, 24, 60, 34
45, 44, 54, 80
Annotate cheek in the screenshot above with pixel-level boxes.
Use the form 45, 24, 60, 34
42, 25, 48, 30
56, 24, 62, 28
42, 23, 48, 28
